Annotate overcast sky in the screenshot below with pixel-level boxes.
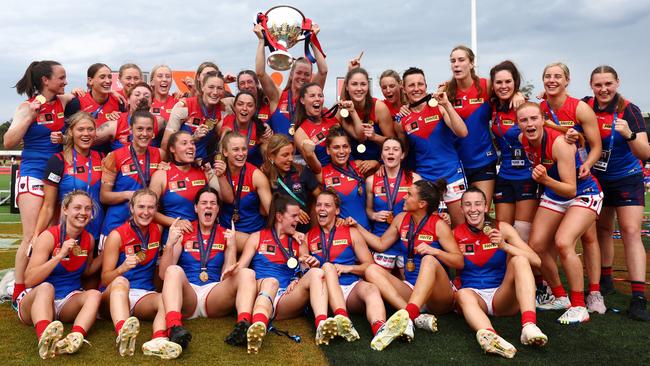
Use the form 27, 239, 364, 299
1, 0, 649, 122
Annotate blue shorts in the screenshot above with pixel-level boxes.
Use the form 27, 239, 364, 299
600, 174, 645, 207
464, 162, 497, 184
494, 176, 538, 204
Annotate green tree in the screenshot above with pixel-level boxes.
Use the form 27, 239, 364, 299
0, 121, 11, 148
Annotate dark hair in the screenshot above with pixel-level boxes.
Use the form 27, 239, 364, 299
87, 63, 110, 79
402, 67, 426, 84
318, 188, 341, 208
413, 179, 447, 215
199, 70, 224, 94
461, 186, 487, 203
381, 137, 413, 183
283, 57, 312, 91
130, 109, 155, 128
15, 61, 62, 98
194, 186, 219, 205
590, 65, 626, 114
325, 125, 349, 147
118, 63, 142, 79
166, 130, 193, 161
293, 82, 322, 131
126, 81, 153, 98
446, 45, 482, 101
195, 62, 222, 91
233, 91, 265, 137
341, 67, 373, 124
379, 69, 407, 106
237, 69, 267, 106
268, 193, 300, 229
488, 60, 521, 105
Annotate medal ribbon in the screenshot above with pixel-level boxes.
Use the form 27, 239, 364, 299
129, 219, 150, 253
226, 165, 247, 218
607, 112, 618, 151
408, 93, 434, 109
331, 163, 365, 191
72, 149, 92, 192
197, 223, 218, 271
303, 19, 326, 63
129, 144, 151, 187
407, 213, 431, 261
59, 220, 80, 255
256, 13, 288, 53
271, 228, 295, 261
234, 120, 254, 148
318, 226, 337, 263
89, 93, 109, 119
200, 99, 217, 122
321, 104, 339, 119
382, 167, 403, 211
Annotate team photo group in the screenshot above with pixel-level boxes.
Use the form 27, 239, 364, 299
4, 5, 649, 361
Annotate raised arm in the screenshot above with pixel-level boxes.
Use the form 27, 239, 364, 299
576, 101, 602, 178
254, 24, 280, 110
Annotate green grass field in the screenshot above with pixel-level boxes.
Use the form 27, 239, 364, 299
0, 175, 649, 365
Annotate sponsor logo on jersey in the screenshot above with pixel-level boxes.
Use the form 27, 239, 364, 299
333, 239, 348, 246
482, 242, 499, 250
418, 234, 433, 241
559, 120, 574, 127
469, 98, 484, 104
424, 115, 439, 123
191, 179, 205, 186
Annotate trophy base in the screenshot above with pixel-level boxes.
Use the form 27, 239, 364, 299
268, 51, 294, 71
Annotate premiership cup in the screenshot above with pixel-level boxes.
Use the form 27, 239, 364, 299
258, 5, 310, 71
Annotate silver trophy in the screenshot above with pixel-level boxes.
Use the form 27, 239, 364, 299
260, 6, 309, 71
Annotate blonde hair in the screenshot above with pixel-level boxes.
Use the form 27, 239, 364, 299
63, 111, 96, 162
149, 64, 172, 83
543, 62, 570, 80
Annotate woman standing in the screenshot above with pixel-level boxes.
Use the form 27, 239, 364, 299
586, 65, 650, 321
19, 191, 101, 359
77, 63, 126, 128
150, 65, 179, 122
6, 61, 74, 305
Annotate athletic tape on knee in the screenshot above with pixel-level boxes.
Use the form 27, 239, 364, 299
514, 220, 531, 243
257, 291, 274, 307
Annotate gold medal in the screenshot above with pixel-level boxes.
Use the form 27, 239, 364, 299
136, 251, 146, 262
288, 124, 295, 136
340, 108, 350, 118
232, 209, 240, 223
386, 212, 393, 224
357, 186, 363, 196
72, 245, 81, 256
287, 257, 299, 269
483, 225, 493, 235
204, 119, 216, 130
356, 144, 367, 154
428, 97, 439, 108
35, 95, 47, 104
199, 270, 209, 283
406, 259, 416, 272
215, 153, 224, 162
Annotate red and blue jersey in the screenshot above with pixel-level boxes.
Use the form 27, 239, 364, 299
371, 170, 411, 256
491, 105, 532, 180
401, 104, 465, 182
19, 97, 65, 179
114, 222, 161, 291
222, 116, 263, 167
397, 214, 442, 286
584, 96, 645, 181
218, 163, 265, 233
44, 224, 92, 299
102, 146, 162, 236
160, 164, 207, 222
298, 116, 339, 167
540, 96, 582, 132
269, 89, 295, 137
382, 99, 402, 121
454, 222, 506, 289
251, 229, 300, 288
307, 225, 359, 286
178, 221, 227, 286
152, 95, 179, 122
180, 96, 222, 160
322, 161, 370, 230
350, 98, 382, 161
77, 92, 123, 128
44, 150, 104, 239
522, 127, 601, 201
452, 78, 497, 169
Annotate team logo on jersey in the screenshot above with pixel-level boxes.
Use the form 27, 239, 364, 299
260, 244, 276, 254
482, 242, 499, 250
333, 239, 348, 246
191, 117, 202, 126
463, 243, 475, 255
75, 166, 85, 174
405, 121, 419, 134
169, 180, 187, 192
125, 244, 142, 255
37, 112, 54, 124
315, 132, 326, 143
418, 234, 433, 241
152, 108, 161, 115
326, 177, 341, 187
184, 241, 199, 252
191, 179, 205, 186
424, 115, 439, 124
310, 241, 322, 252
375, 186, 386, 195
122, 164, 137, 175
453, 99, 463, 108
469, 98, 484, 104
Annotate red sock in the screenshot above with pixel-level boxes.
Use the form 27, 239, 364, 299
35, 320, 51, 340
334, 308, 349, 317
371, 320, 385, 335
237, 312, 252, 323
486, 328, 497, 334
71, 325, 87, 337
251, 313, 269, 327
165, 311, 183, 329
551, 285, 567, 298
405, 303, 420, 321
12, 283, 26, 302
314, 314, 327, 328
569, 291, 585, 307
589, 283, 600, 293
601, 267, 613, 276
152, 329, 168, 339
521, 311, 536, 327
631, 281, 646, 298
114, 320, 125, 335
